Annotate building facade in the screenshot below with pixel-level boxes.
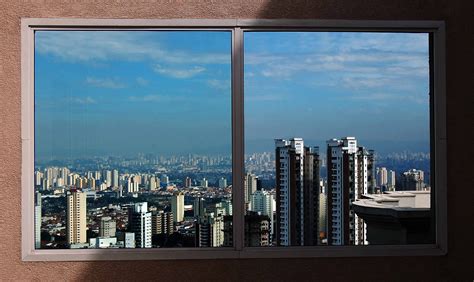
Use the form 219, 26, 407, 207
129, 202, 152, 248
151, 211, 174, 235
275, 138, 320, 246
326, 137, 374, 246
99, 216, 116, 237
67, 189, 87, 245
171, 192, 185, 222
34, 192, 42, 248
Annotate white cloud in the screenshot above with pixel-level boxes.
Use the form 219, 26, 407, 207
129, 94, 185, 102
245, 33, 429, 97
129, 95, 161, 102
72, 96, 96, 104
153, 65, 205, 79
207, 79, 230, 90
35, 31, 229, 65
85, 77, 126, 89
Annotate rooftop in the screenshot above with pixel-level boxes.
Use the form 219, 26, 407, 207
353, 191, 431, 219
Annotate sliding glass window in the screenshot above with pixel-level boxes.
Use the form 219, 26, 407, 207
34, 31, 232, 249
244, 31, 432, 247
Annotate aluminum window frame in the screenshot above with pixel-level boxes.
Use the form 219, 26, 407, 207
21, 18, 447, 261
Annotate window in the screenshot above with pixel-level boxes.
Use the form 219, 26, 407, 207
34, 30, 232, 250
21, 19, 447, 261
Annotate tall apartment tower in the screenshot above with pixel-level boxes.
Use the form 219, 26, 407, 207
129, 202, 152, 248
184, 176, 192, 188
275, 138, 320, 246
376, 167, 388, 189
401, 169, 425, 191
99, 216, 116, 237
219, 177, 227, 188
67, 189, 87, 245
34, 192, 42, 249
326, 137, 374, 246
387, 170, 396, 191
112, 169, 119, 188
250, 190, 276, 241
151, 211, 174, 235
244, 173, 258, 211
194, 197, 206, 217
172, 192, 185, 222
196, 213, 225, 247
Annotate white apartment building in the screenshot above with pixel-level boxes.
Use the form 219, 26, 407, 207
67, 189, 87, 244
129, 202, 152, 248
171, 192, 185, 222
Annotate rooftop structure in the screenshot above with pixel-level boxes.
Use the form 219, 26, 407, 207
353, 191, 432, 245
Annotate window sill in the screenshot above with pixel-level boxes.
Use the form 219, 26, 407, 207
23, 244, 446, 261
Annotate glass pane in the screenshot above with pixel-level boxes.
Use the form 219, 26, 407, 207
34, 31, 232, 249
244, 31, 432, 246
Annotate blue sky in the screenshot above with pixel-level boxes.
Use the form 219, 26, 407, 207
35, 31, 429, 159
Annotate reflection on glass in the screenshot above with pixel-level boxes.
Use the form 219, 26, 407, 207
244, 32, 432, 246
34, 31, 232, 249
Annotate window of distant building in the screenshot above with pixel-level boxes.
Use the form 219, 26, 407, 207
21, 19, 447, 260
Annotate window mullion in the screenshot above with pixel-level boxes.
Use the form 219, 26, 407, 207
232, 27, 245, 252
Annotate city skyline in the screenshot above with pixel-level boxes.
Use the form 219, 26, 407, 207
35, 31, 430, 159
35, 135, 431, 249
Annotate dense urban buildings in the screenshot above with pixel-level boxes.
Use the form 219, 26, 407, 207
34, 146, 429, 249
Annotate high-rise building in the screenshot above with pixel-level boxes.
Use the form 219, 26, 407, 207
99, 216, 116, 237
193, 197, 206, 217
223, 212, 271, 247
387, 170, 396, 191
112, 169, 119, 188
34, 192, 42, 249
129, 202, 152, 248
401, 169, 425, 191
149, 176, 158, 191
319, 192, 327, 243
376, 167, 388, 189
245, 211, 271, 247
184, 176, 192, 188
88, 177, 96, 189
218, 177, 227, 188
326, 137, 374, 246
222, 199, 233, 216
127, 175, 140, 193
116, 231, 135, 248
34, 171, 43, 187
200, 178, 208, 188
250, 190, 276, 240
275, 138, 320, 246
67, 189, 87, 245
244, 173, 258, 210
160, 175, 169, 187
151, 211, 174, 235
103, 170, 112, 188
171, 192, 185, 222
196, 213, 224, 247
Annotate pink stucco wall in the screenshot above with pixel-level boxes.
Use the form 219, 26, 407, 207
0, 0, 473, 280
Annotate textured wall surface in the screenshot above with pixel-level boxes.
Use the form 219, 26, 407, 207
1, 0, 473, 280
